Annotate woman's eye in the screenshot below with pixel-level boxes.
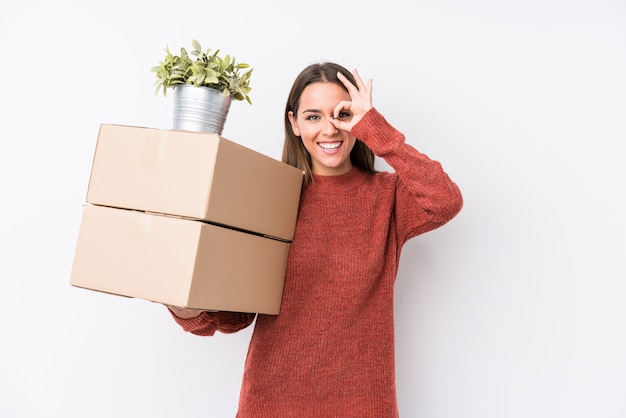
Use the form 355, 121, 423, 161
338, 111, 351, 119
306, 115, 320, 121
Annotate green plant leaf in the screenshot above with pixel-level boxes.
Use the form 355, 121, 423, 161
151, 40, 253, 103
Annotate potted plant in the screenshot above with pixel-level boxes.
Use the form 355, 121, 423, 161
151, 39, 253, 135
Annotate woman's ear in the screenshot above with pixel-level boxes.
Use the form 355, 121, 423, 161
287, 111, 301, 137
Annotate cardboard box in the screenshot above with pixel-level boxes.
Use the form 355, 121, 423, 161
70, 204, 290, 315
86, 124, 303, 241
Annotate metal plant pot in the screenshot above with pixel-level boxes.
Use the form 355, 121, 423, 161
172, 85, 232, 135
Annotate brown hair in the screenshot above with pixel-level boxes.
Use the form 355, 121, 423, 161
281, 62, 376, 186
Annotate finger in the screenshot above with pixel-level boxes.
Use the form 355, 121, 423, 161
332, 100, 352, 119
328, 117, 352, 134
337, 71, 359, 96
351, 69, 367, 91
353, 70, 373, 102
339, 70, 373, 106
364, 78, 373, 103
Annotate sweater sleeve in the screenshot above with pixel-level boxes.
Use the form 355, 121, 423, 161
351, 108, 463, 244
168, 309, 256, 336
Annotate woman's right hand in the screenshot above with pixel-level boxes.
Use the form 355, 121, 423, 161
166, 304, 205, 319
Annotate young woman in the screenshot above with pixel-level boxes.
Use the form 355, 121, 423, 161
167, 62, 463, 417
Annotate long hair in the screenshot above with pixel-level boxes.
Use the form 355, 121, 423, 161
281, 62, 376, 186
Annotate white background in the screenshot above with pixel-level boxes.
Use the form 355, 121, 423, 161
1, 1, 625, 417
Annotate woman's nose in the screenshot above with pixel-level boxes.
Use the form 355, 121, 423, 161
322, 117, 339, 135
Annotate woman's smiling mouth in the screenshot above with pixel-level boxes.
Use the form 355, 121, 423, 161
319, 141, 343, 153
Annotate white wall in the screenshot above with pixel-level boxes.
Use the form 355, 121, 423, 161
1, 1, 624, 417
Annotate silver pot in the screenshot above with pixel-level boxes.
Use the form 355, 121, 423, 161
172, 85, 232, 135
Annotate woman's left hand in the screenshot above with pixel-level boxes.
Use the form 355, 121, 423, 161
331, 69, 373, 132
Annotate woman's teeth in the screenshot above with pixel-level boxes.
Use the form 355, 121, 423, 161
319, 142, 341, 150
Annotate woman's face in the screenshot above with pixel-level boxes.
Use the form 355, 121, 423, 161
288, 82, 356, 176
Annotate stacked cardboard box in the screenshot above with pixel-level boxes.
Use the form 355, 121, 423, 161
70, 124, 303, 315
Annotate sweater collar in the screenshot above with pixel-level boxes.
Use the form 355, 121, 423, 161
308, 167, 369, 193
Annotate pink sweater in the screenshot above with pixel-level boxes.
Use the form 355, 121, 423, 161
171, 108, 463, 417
